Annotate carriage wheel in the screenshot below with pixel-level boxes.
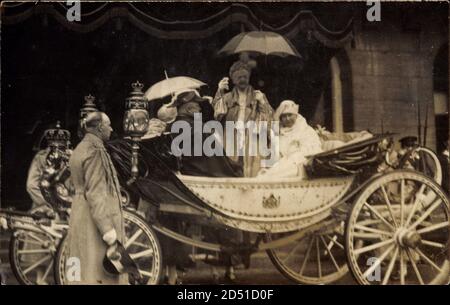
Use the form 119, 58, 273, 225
9, 229, 58, 285
55, 210, 163, 284
346, 170, 450, 285
408, 147, 442, 185
266, 224, 349, 285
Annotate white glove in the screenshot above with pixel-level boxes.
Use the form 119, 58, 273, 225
0, 217, 7, 230
218, 77, 229, 93
254, 90, 265, 102
102, 229, 117, 246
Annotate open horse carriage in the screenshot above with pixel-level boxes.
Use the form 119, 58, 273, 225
55, 131, 450, 285
1, 124, 449, 285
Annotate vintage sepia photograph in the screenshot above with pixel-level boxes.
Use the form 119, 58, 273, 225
0, 0, 449, 287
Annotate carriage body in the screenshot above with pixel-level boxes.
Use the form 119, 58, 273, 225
146, 134, 392, 234
176, 174, 354, 233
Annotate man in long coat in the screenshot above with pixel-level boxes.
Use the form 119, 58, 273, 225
67, 111, 126, 284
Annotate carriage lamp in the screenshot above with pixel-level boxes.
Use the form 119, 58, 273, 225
123, 81, 149, 184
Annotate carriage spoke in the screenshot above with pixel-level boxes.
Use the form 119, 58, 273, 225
399, 249, 405, 285
18, 249, 53, 255
354, 224, 393, 236
316, 237, 322, 278
319, 236, 340, 272
420, 240, 446, 249
406, 248, 424, 285
26, 233, 46, 244
37, 260, 53, 284
416, 221, 450, 234
408, 198, 443, 230
352, 232, 385, 239
400, 180, 405, 227
413, 248, 443, 272
16, 238, 45, 246
382, 246, 399, 285
129, 249, 154, 260
138, 269, 155, 284
325, 234, 344, 250
380, 185, 399, 228
362, 202, 395, 231
357, 219, 384, 227
282, 242, 302, 264
22, 255, 52, 275
139, 270, 154, 278
405, 184, 426, 227
125, 229, 143, 249
362, 244, 395, 281
299, 236, 314, 276
353, 239, 394, 256
130, 241, 152, 249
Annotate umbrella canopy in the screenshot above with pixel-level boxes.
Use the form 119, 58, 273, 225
218, 31, 301, 58
144, 76, 207, 101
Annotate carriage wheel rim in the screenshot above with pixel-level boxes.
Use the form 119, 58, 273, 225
123, 211, 162, 285
346, 170, 449, 285
55, 211, 162, 285
415, 147, 443, 186
266, 225, 349, 285
10, 230, 57, 285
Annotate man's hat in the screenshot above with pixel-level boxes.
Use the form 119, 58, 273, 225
157, 103, 178, 123
167, 89, 210, 108
103, 241, 142, 280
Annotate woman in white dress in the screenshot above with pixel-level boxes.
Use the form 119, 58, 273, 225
258, 100, 323, 178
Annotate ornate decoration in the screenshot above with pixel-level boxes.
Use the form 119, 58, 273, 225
123, 81, 149, 183
262, 194, 280, 209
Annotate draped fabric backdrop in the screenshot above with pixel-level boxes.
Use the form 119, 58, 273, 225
1, 2, 355, 207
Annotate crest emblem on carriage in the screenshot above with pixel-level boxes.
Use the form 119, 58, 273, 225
262, 194, 280, 209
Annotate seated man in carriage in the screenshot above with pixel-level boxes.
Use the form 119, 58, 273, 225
144, 88, 243, 178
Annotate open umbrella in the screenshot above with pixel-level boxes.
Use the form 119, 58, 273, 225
144, 76, 207, 101
218, 31, 301, 58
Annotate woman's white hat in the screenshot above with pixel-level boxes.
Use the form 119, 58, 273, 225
274, 100, 299, 120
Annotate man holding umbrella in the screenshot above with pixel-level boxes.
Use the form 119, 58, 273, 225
212, 55, 274, 177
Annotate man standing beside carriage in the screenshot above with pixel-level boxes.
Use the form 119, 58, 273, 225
67, 111, 127, 284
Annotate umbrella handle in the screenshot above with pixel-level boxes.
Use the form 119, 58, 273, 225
163, 70, 176, 99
